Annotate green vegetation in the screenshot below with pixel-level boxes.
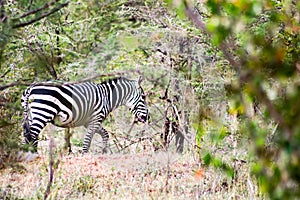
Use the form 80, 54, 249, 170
0, 0, 300, 199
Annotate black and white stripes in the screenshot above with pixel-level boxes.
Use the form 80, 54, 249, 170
21, 77, 149, 153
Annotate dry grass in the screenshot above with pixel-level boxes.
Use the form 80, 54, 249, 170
0, 107, 264, 200
0, 147, 258, 200
0, 100, 263, 199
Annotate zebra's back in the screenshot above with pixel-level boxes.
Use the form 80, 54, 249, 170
22, 82, 106, 128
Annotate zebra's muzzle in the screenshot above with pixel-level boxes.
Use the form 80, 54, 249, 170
137, 113, 150, 123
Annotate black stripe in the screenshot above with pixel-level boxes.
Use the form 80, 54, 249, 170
33, 116, 47, 126
30, 127, 40, 134
31, 88, 72, 111
32, 99, 60, 112
31, 122, 43, 130
32, 111, 54, 121
31, 106, 56, 116
63, 85, 82, 117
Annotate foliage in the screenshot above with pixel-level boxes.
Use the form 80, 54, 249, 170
167, 0, 300, 198
1, 0, 300, 199
0, 89, 23, 169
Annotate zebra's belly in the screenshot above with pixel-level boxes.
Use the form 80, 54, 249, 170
52, 111, 90, 128
52, 112, 77, 128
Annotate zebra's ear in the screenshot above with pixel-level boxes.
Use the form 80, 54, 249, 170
136, 76, 143, 87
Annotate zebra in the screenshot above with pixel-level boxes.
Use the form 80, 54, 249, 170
21, 77, 150, 153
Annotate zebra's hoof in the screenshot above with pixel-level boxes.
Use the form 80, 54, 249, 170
102, 147, 112, 154
102, 148, 108, 154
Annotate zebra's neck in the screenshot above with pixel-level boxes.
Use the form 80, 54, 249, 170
99, 77, 132, 113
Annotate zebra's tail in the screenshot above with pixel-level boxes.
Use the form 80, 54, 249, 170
21, 87, 32, 143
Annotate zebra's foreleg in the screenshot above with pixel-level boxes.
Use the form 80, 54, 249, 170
83, 124, 110, 154
96, 126, 110, 154
82, 124, 98, 153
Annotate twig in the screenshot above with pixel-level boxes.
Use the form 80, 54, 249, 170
13, 1, 69, 29
58, 69, 141, 85
0, 70, 140, 91
159, 73, 171, 100
171, 103, 194, 146
0, 68, 11, 78
21, 1, 58, 19
0, 80, 31, 91
127, 118, 137, 136
44, 136, 60, 200
111, 132, 122, 151
269, 123, 279, 143
184, 1, 207, 32
117, 132, 161, 152
247, 175, 256, 200
164, 152, 171, 193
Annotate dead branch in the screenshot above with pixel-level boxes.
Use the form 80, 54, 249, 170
0, 0, 7, 23
26, 40, 58, 79
171, 103, 193, 145
12, 1, 69, 29
184, 1, 207, 33
159, 73, 171, 100
63, 69, 140, 85
20, 0, 59, 19
0, 80, 31, 91
117, 132, 161, 153
44, 137, 60, 200
0, 68, 11, 78
111, 132, 122, 151
127, 118, 137, 136
0, 70, 140, 91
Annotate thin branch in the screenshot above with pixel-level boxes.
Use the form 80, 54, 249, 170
0, 80, 31, 91
184, 1, 207, 32
0, 70, 140, 91
252, 82, 292, 139
27, 0, 33, 11
12, 1, 69, 29
63, 69, 140, 85
117, 132, 161, 153
20, 1, 58, 19
44, 137, 60, 200
184, 1, 241, 69
0, 68, 11, 78
0, 0, 7, 23
111, 132, 122, 151
127, 118, 137, 136
171, 103, 194, 145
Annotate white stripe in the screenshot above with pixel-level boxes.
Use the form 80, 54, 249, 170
29, 95, 72, 115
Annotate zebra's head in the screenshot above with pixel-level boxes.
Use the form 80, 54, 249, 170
126, 77, 150, 123
22, 115, 32, 144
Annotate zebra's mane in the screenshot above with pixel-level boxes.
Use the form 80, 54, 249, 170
99, 77, 132, 86
25, 77, 132, 87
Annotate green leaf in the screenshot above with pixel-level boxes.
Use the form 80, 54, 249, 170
203, 152, 212, 165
